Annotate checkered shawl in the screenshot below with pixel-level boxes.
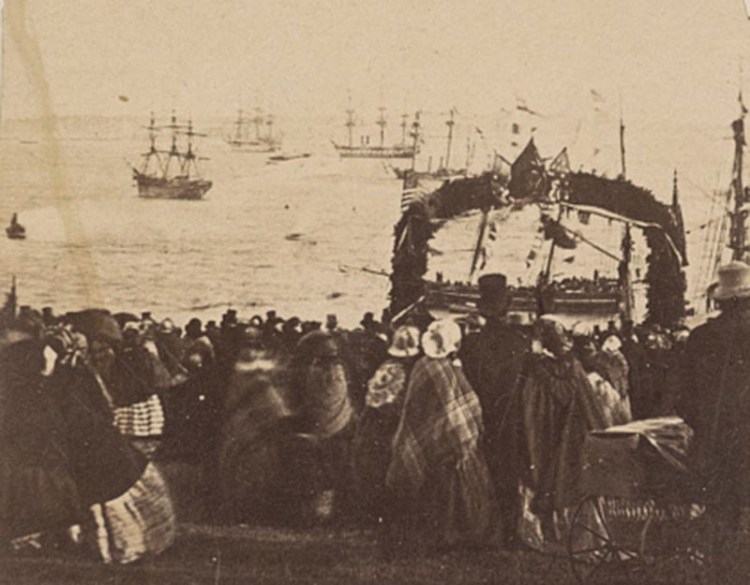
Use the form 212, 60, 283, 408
113, 393, 165, 438
387, 357, 483, 496
89, 461, 175, 564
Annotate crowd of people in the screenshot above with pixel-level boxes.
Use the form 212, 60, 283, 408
1, 263, 749, 581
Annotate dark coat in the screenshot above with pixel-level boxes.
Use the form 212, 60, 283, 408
0, 340, 81, 537
459, 318, 529, 455
50, 364, 146, 506
111, 345, 156, 407
677, 311, 750, 510
218, 354, 294, 524
460, 319, 529, 431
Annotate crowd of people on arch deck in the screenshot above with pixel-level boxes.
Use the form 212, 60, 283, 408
2, 262, 750, 581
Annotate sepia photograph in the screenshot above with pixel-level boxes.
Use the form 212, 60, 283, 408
2, 0, 750, 583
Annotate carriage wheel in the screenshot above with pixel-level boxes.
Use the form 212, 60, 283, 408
637, 507, 709, 584
567, 496, 641, 584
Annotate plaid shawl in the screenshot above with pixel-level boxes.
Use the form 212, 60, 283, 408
387, 357, 483, 496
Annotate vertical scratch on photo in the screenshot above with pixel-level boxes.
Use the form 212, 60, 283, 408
4, 0, 103, 306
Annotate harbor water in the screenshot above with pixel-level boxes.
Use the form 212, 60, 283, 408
0, 116, 730, 328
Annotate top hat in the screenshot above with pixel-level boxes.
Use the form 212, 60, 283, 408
360, 311, 376, 327
713, 261, 750, 301
477, 273, 510, 317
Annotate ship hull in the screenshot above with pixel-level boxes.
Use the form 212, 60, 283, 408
6, 226, 25, 240
227, 139, 280, 153
423, 282, 621, 326
334, 143, 416, 159
135, 174, 212, 200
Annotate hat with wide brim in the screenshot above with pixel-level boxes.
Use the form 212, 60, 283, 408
422, 319, 462, 359
66, 309, 123, 346
713, 261, 750, 300
388, 325, 421, 357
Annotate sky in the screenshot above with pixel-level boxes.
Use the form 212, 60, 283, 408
1, 0, 750, 124
3, 0, 750, 201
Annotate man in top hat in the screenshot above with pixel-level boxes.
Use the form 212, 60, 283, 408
359, 311, 378, 333
459, 272, 530, 549
677, 261, 750, 583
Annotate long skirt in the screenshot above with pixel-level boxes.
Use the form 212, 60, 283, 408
381, 450, 500, 557
86, 462, 176, 564
351, 406, 400, 523
0, 462, 81, 541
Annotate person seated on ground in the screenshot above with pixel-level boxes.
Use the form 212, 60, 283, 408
383, 319, 499, 558
352, 325, 421, 525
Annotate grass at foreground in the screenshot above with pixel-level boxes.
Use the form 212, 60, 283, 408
0, 523, 706, 585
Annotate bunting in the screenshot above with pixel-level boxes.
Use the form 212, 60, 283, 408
548, 147, 571, 177
540, 214, 577, 249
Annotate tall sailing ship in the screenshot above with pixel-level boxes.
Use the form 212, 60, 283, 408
333, 108, 418, 159
390, 109, 474, 180
132, 113, 213, 200
226, 109, 281, 153
690, 97, 750, 317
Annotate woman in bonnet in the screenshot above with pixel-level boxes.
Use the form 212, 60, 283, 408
351, 325, 421, 524
383, 319, 497, 556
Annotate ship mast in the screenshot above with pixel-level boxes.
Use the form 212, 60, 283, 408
253, 108, 264, 141
410, 111, 421, 171
163, 111, 180, 179
731, 95, 747, 260
444, 109, 455, 171
619, 115, 627, 180
141, 111, 163, 175
345, 109, 356, 148
377, 107, 387, 147
401, 113, 408, 145
234, 109, 243, 143
617, 107, 634, 322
